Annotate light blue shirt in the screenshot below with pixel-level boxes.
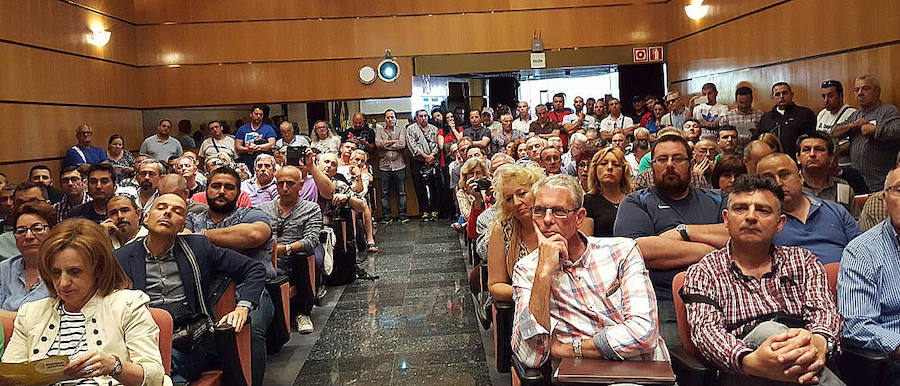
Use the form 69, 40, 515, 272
838, 219, 900, 353
0, 255, 50, 311
774, 193, 862, 264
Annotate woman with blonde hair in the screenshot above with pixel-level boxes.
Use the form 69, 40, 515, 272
584, 147, 634, 236
456, 157, 490, 221
486, 164, 545, 303
1, 218, 170, 385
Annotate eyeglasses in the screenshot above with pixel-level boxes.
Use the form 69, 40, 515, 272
61, 176, 82, 184
531, 206, 578, 218
14, 224, 50, 236
652, 156, 689, 165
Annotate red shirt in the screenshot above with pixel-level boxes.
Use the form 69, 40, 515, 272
191, 191, 253, 208
548, 110, 572, 149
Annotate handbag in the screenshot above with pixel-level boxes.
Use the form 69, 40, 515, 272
171, 237, 216, 351
419, 164, 439, 182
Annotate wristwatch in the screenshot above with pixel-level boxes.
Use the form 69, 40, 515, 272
110, 355, 123, 377
572, 338, 583, 359
284, 243, 292, 256
676, 224, 690, 241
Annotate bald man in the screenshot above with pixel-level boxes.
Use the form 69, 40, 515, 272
158, 173, 208, 215
756, 153, 861, 264
343, 112, 376, 151
742, 140, 775, 174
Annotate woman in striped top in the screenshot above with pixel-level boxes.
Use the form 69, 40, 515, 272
1, 219, 170, 386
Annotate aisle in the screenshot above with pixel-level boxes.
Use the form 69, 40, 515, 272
272, 220, 492, 385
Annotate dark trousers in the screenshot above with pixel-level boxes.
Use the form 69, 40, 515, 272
436, 165, 455, 219
279, 253, 315, 317
171, 334, 217, 382
411, 161, 439, 214
379, 168, 407, 219
249, 291, 274, 386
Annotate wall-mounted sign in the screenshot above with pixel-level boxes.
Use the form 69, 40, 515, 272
649, 46, 664, 62
633, 46, 664, 63
633, 47, 648, 62
530, 52, 547, 69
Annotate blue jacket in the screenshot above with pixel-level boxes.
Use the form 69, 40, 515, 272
115, 234, 266, 317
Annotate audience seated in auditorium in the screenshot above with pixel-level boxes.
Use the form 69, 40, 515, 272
471, 153, 514, 257
0, 201, 56, 314
720, 87, 763, 141
756, 153, 861, 264
134, 159, 167, 212
691, 83, 729, 135
692, 136, 718, 184
102, 194, 147, 249
241, 154, 279, 207
157, 174, 208, 216
406, 109, 441, 221
117, 194, 265, 383
832, 75, 900, 191
614, 134, 728, 348
183, 166, 275, 386
0, 183, 52, 260
55, 165, 90, 223
310, 120, 341, 155
717, 125, 740, 156
107, 134, 136, 180
3, 219, 171, 386
492, 113, 525, 157
797, 132, 855, 211
632, 130, 712, 190
64, 123, 109, 170
529, 105, 561, 141
711, 154, 747, 194
457, 157, 489, 223
661, 91, 687, 130
599, 98, 636, 136
681, 175, 843, 385
141, 119, 184, 165
193, 155, 253, 208
67, 163, 117, 223
198, 120, 237, 160
561, 132, 586, 175
235, 106, 277, 170
375, 109, 409, 223
755, 82, 816, 158
574, 147, 599, 191
681, 118, 702, 146
538, 146, 565, 176
260, 165, 323, 335
512, 174, 667, 369
585, 147, 633, 237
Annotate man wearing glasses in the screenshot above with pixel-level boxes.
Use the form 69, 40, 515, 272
260, 166, 322, 334
512, 174, 667, 369
614, 135, 729, 348
63, 123, 108, 169
661, 91, 688, 130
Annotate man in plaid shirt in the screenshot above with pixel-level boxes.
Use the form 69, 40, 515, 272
682, 174, 843, 385
511, 174, 667, 369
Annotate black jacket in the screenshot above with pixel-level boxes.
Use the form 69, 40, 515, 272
755, 104, 816, 158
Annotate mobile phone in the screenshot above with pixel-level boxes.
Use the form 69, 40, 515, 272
286, 145, 307, 166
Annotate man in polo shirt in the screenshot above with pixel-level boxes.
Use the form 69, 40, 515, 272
681, 175, 842, 385
140, 119, 184, 163
831, 75, 900, 191
691, 83, 730, 136
720, 87, 763, 141
184, 166, 275, 386
755, 82, 817, 158
241, 153, 279, 207
529, 105, 561, 140
464, 110, 491, 151
235, 105, 278, 171
757, 153, 861, 264
63, 123, 108, 169
797, 132, 855, 211
614, 135, 728, 348
661, 91, 687, 130
66, 163, 117, 223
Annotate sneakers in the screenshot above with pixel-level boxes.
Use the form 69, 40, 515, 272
399, 217, 410, 223
297, 315, 314, 334
420, 212, 430, 222
380, 217, 394, 225
317, 286, 327, 301
431, 212, 438, 221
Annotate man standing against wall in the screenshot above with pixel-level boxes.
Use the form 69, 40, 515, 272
406, 109, 440, 221
140, 119, 184, 163
375, 109, 409, 223
235, 105, 278, 170
755, 82, 816, 158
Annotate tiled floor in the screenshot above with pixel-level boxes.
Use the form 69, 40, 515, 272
265, 220, 495, 385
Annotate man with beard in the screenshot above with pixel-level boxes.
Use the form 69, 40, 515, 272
184, 166, 275, 386
102, 194, 147, 249
66, 163, 117, 223
241, 153, 279, 206
614, 135, 728, 349
343, 113, 376, 152
135, 159, 167, 212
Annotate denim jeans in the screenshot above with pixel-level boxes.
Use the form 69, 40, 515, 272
379, 168, 407, 218
250, 291, 274, 386
657, 299, 681, 349
411, 161, 439, 214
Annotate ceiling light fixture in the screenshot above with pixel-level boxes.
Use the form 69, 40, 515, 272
684, 0, 709, 20
87, 24, 111, 47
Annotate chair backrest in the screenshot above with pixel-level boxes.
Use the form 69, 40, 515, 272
854, 194, 871, 210
672, 272, 701, 357
824, 262, 840, 300
149, 308, 173, 375
2, 311, 15, 348
213, 282, 252, 386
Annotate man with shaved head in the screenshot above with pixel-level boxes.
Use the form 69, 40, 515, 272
343, 112, 376, 152
756, 153, 861, 264
260, 165, 322, 334
158, 173, 208, 215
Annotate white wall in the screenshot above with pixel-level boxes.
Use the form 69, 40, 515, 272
517, 72, 619, 113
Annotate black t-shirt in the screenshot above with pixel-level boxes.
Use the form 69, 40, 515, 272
583, 193, 618, 237
66, 202, 107, 223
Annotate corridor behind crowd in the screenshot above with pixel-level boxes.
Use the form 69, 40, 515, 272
265, 220, 494, 386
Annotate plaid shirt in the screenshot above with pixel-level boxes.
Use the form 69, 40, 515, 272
720, 108, 763, 138
681, 243, 842, 373
54, 191, 91, 223
511, 235, 668, 368
859, 190, 887, 231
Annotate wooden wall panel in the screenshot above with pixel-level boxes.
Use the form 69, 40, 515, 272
668, 45, 900, 116
667, 0, 900, 84
0, 103, 143, 183
134, 4, 665, 66
665, 0, 782, 42
0, 0, 137, 64
0, 43, 138, 107
137, 57, 414, 108
68, 0, 136, 22
132, 0, 663, 24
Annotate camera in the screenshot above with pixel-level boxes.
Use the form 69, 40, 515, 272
253, 137, 268, 145
474, 177, 492, 192
286, 145, 308, 166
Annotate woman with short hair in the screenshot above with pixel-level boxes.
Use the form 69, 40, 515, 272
584, 147, 634, 236
711, 154, 748, 194
456, 157, 490, 221
0, 201, 58, 315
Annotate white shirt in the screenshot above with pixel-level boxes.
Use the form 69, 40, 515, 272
692, 102, 730, 125
513, 118, 533, 134
599, 115, 634, 132
816, 105, 857, 134
625, 153, 640, 179
562, 113, 598, 130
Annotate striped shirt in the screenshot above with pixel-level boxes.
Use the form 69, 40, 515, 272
51, 304, 97, 386
838, 219, 900, 354
682, 243, 842, 373
511, 235, 667, 368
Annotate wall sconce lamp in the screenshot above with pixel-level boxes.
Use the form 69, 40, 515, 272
87, 24, 111, 47
685, 0, 709, 20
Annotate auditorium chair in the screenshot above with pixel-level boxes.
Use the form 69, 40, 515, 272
326, 207, 358, 285
192, 280, 253, 386
266, 238, 291, 352
669, 272, 718, 386
149, 308, 174, 375
822, 262, 893, 386
493, 301, 514, 373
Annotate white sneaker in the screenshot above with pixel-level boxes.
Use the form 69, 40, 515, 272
297, 315, 314, 334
